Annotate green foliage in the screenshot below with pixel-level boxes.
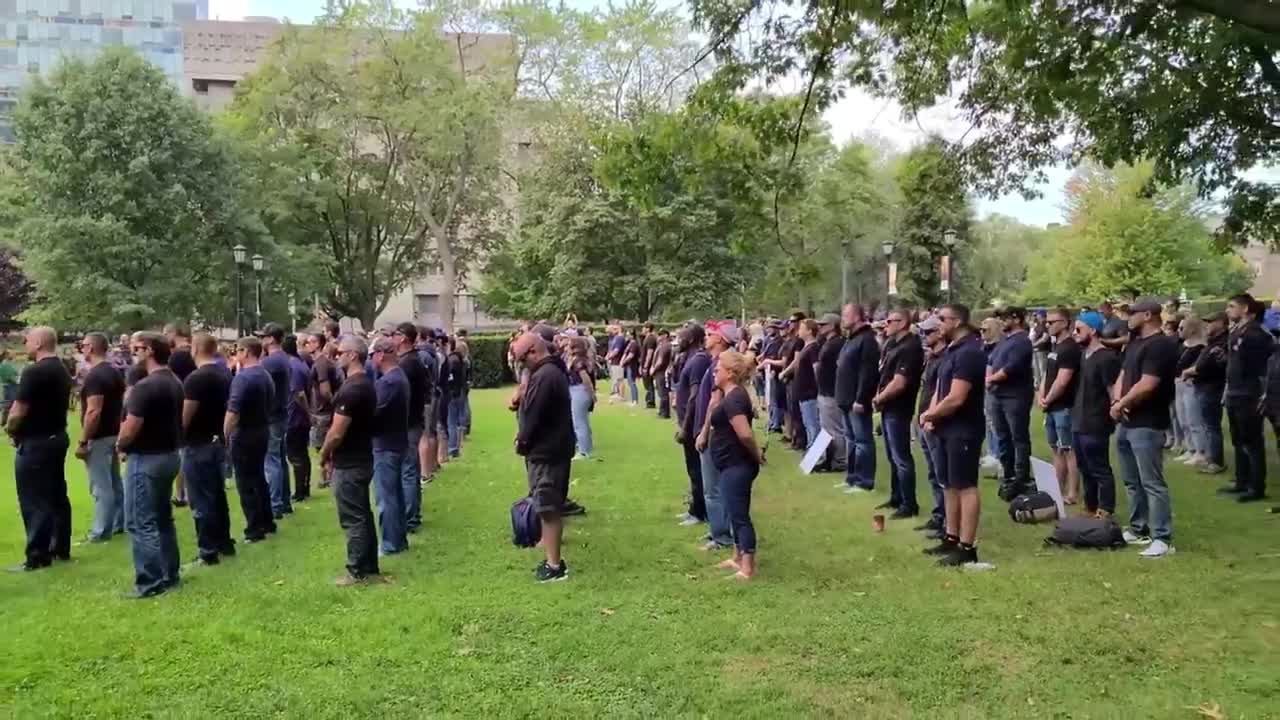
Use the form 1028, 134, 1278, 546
1022, 163, 1252, 304
465, 335, 515, 388
892, 138, 973, 308
9, 49, 263, 332
691, 0, 1280, 245
962, 214, 1049, 307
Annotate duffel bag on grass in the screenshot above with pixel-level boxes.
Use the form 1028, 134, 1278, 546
1008, 491, 1058, 523
1045, 517, 1127, 549
511, 496, 542, 548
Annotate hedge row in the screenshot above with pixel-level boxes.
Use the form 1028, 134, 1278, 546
466, 335, 517, 388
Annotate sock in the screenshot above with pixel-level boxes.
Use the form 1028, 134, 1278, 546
943, 534, 959, 544
959, 542, 976, 552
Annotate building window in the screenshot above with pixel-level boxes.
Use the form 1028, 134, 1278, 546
417, 294, 439, 316
192, 79, 208, 94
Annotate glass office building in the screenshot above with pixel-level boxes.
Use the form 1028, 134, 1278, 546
0, 0, 196, 140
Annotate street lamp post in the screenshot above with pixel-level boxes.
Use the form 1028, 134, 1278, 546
942, 229, 957, 303
840, 238, 850, 305
251, 253, 265, 331
232, 244, 247, 337
882, 241, 894, 311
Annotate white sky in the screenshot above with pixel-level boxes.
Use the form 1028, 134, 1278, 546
208, 0, 1072, 226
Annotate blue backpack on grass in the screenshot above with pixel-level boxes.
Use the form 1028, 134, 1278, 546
511, 496, 542, 548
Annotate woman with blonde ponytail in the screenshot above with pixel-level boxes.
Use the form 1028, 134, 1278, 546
708, 349, 767, 580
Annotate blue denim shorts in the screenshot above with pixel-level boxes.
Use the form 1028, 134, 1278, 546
1045, 408, 1073, 451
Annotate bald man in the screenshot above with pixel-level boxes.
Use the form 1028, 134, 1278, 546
6, 326, 74, 572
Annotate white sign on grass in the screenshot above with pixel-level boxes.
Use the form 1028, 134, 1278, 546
1029, 456, 1066, 517
799, 430, 833, 474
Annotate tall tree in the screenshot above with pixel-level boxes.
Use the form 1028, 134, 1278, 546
690, 0, 1280, 245
893, 139, 973, 308
0, 247, 33, 324
10, 48, 262, 331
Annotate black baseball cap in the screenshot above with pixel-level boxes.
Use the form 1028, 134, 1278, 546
255, 322, 285, 342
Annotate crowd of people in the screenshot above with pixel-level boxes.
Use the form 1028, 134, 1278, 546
5, 320, 474, 595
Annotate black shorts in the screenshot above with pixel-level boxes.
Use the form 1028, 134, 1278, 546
526, 459, 570, 515
935, 434, 981, 490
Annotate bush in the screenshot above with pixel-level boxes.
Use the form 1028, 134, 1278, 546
467, 335, 515, 388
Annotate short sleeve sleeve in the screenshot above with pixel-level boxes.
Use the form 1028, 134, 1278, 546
956, 348, 986, 386
1061, 343, 1083, 372
125, 382, 148, 418
1140, 338, 1178, 378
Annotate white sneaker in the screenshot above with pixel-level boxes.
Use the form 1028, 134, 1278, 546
1174, 452, 1192, 463
1139, 540, 1174, 558
1187, 454, 1207, 467
833, 482, 850, 489
572, 453, 589, 462
844, 485, 871, 494
981, 455, 999, 469
1122, 530, 1153, 545
678, 516, 703, 527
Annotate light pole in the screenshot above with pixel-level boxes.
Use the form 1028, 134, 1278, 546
881, 241, 894, 311
252, 253, 265, 330
840, 237, 850, 305
942, 228, 957, 303
233, 244, 247, 337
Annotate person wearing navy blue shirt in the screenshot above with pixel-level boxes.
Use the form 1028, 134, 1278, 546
694, 322, 737, 550
181, 334, 235, 566
835, 303, 879, 493
676, 325, 710, 526
224, 337, 276, 542
920, 304, 987, 567
872, 309, 924, 519
257, 323, 293, 518
395, 323, 430, 532
282, 336, 314, 502
1222, 294, 1272, 502
370, 336, 411, 555
987, 307, 1034, 500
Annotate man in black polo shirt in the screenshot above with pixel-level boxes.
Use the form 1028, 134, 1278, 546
1222, 294, 1272, 502
304, 332, 341, 488
1039, 307, 1082, 505
872, 309, 924, 519
224, 337, 276, 542
1099, 302, 1131, 355
1110, 297, 1179, 558
76, 332, 125, 542
652, 329, 673, 418
393, 323, 429, 533
5, 326, 73, 571
640, 322, 659, 409
913, 317, 946, 536
986, 307, 1034, 500
814, 313, 846, 472
257, 322, 293, 518
321, 335, 383, 586
836, 303, 879, 493
920, 304, 986, 567
164, 323, 196, 508
116, 332, 186, 597
1070, 311, 1122, 517
182, 334, 235, 565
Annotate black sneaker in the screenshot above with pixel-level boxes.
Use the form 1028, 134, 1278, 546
561, 501, 586, 516
914, 518, 943, 532
937, 545, 979, 567
244, 535, 265, 544
1237, 492, 1267, 503
923, 538, 958, 556
924, 528, 945, 540
1217, 486, 1246, 495
874, 501, 898, 510
890, 508, 919, 520
535, 560, 569, 583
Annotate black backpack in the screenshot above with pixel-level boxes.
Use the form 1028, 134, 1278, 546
1008, 491, 1058, 523
510, 496, 542, 548
1045, 517, 1127, 549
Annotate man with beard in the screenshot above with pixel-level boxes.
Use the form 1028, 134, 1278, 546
321, 335, 384, 586
257, 323, 293, 518
1110, 297, 1179, 558
181, 333, 235, 565
1221, 294, 1272, 502
6, 326, 73, 571
913, 317, 947, 537
117, 332, 185, 597
920, 305, 986, 567
76, 332, 125, 542
835, 304, 879, 494
223, 337, 277, 543
987, 307, 1035, 500
370, 336, 411, 556
1039, 307, 1082, 505
512, 326, 576, 582
814, 313, 846, 473
675, 326, 709, 527
872, 309, 924, 519
1070, 311, 1122, 518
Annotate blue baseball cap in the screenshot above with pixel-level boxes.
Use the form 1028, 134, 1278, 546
1078, 311, 1105, 333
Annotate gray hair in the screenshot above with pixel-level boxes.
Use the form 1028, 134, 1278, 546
339, 335, 368, 363
371, 336, 397, 356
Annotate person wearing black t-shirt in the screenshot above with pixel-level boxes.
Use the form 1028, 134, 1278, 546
708, 350, 767, 581
6, 326, 73, 571
257, 323, 293, 518
1222, 294, 1272, 502
444, 338, 469, 458
675, 326, 710, 526
116, 332, 186, 598
781, 319, 821, 451
815, 314, 847, 473
393, 323, 429, 533
304, 333, 341, 488
164, 323, 196, 508
640, 322, 659, 409
652, 329, 673, 418
913, 317, 947, 536
987, 307, 1035, 500
620, 329, 641, 406
1038, 307, 1082, 505
568, 337, 597, 459
1098, 302, 1131, 355
370, 337, 411, 556
1188, 312, 1229, 473
920, 305, 987, 567
320, 336, 383, 586
181, 334, 235, 565
1110, 297, 1179, 558
872, 310, 925, 519
224, 337, 277, 542
281, 336, 314, 502
75, 332, 126, 542
1070, 312, 1122, 517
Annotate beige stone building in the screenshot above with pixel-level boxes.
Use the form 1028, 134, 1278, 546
182, 17, 514, 330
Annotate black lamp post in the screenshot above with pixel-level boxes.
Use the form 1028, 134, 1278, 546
252, 253, 265, 330
840, 237, 850, 305
942, 229, 957, 303
232, 244, 247, 337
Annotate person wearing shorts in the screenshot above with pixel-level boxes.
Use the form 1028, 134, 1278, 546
1039, 307, 1082, 505
920, 304, 987, 568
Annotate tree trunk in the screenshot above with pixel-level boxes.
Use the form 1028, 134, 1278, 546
435, 226, 457, 333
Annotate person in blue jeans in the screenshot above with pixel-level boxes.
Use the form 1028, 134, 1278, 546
872, 309, 924, 518
1069, 312, 1122, 517
444, 340, 468, 458
1110, 298, 1179, 559
116, 333, 185, 598
1038, 307, 1082, 505
76, 333, 126, 542
180, 335, 236, 565
987, 307, 1035, 501
621, 329, 641, 406
257, 323, 293, 518
1188, 313, 1228, 473
694, 321, 738, 550
780, 319, 822, 451
370, 337, 410, 555
707, 350, 767, 580
567, 338, 597, 458
834, 303, 879, 493
913, 316, 947, 536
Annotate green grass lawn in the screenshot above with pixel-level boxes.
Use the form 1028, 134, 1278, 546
2, 387, 1279, 718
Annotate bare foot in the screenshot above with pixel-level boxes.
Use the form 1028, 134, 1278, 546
733, 571, 753, 582
716, 558, 739, 570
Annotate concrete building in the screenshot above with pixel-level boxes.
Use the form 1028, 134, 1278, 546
182, 18, 515, 331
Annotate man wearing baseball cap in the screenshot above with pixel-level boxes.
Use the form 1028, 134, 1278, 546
987, 307, 1035, 500
256, 322, 293, 518
1071, 310, 1122, 518
1110, 297, 1179, 558
1189, 311, 1229, 473
694, 321, 739, 551
814, 313, 846, 473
